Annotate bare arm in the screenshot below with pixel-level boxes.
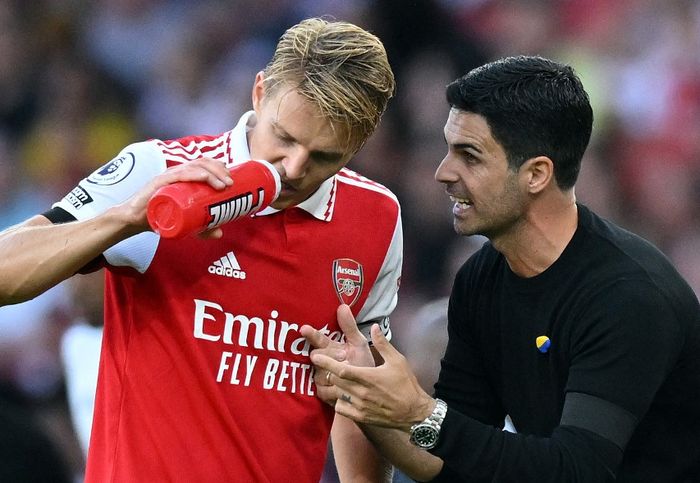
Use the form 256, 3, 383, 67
331, 414, 393, 483
328, 345, 393, 482
358, 424, 442, 482
0, 210, 140, 305
0, 157, 234, 306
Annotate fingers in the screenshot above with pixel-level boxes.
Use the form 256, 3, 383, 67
311, 352, 367, 386
370, 323, 400, 361
194, 158, 234, 188
301, 306, 368, 351
164, 157, 233, 190
332, 399, 364, 423
311, 368, 334, 387
314, 383, 338, 407
337, 304, 368, 346
310, 352, 344, 376
197, 227, 224, 239
300, 324, 331, 350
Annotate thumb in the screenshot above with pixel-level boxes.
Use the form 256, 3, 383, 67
337, 304, 368, 347
370, 323, 398, 360
197, 227, 224, 239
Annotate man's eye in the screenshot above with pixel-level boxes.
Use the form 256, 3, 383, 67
462, 152, 478, 163
312, 153, 341, 164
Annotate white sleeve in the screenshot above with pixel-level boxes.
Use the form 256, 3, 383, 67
356, 212, 403, 341
52, 141, 166, 273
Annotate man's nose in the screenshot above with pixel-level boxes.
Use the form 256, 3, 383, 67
282, 149, 310, 180
434, 155, 457, 184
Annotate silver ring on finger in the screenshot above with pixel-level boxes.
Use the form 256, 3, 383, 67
340, 393, 352, 404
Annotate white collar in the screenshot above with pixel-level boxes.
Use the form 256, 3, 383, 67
230, 111, 336, 222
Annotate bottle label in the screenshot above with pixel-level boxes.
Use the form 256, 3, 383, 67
206, 187, 266, 229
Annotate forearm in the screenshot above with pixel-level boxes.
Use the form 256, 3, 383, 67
359, 424, 443, 482
0, 209, 140, 304
428, 408, 621, 482
331, 415, 393, 483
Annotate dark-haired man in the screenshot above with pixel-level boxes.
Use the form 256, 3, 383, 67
303, 55, 700, 482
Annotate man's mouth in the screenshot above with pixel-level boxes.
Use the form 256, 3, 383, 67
280, 181, 298, 193
450, 195, 473, 207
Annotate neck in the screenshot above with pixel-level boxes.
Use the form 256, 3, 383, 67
492, 192, 578, 278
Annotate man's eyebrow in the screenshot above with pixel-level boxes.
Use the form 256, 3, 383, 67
272, 120, 343, 161
311, 149, 344, 162
443, 135, 483, 154
454, 143, 483, 154
271, 120, 294, 139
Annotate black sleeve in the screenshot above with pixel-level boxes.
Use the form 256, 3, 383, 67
42, 206, 76, 224
432, 264, 507, 428
428, 400, 621, 482
433, 314, 506, 427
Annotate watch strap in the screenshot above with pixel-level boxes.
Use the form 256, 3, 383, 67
409, 398, 447, 449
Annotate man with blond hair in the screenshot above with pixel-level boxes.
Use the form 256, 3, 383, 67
0, 17, 401, 482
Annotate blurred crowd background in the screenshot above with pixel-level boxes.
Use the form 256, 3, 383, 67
1, 0, 698, 481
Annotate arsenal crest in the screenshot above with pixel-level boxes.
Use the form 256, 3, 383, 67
332, 258, 364, 307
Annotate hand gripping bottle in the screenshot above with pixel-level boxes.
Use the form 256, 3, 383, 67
147, 159, 281, 238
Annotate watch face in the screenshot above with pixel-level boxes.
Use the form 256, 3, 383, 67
412, 425, 439, 448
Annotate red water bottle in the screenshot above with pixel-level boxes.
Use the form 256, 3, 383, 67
147, 159, 281, 238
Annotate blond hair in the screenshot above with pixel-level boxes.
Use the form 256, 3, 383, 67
263, 17, 395, 153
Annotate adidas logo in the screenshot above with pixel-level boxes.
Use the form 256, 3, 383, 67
208, 251, 246, 279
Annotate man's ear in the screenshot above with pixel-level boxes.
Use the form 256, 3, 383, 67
251, 71, 266, 112
521, 156, 554, 194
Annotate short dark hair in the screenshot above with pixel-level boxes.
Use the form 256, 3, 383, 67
445, 55, 593, 189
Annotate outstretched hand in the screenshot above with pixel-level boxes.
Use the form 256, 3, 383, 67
300, 305, 375, 405
302, 306, 435, 430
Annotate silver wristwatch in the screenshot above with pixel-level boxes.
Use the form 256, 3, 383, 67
409, 398, 447, 450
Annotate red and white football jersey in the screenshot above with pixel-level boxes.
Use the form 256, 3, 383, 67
53, 112, 403, 482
